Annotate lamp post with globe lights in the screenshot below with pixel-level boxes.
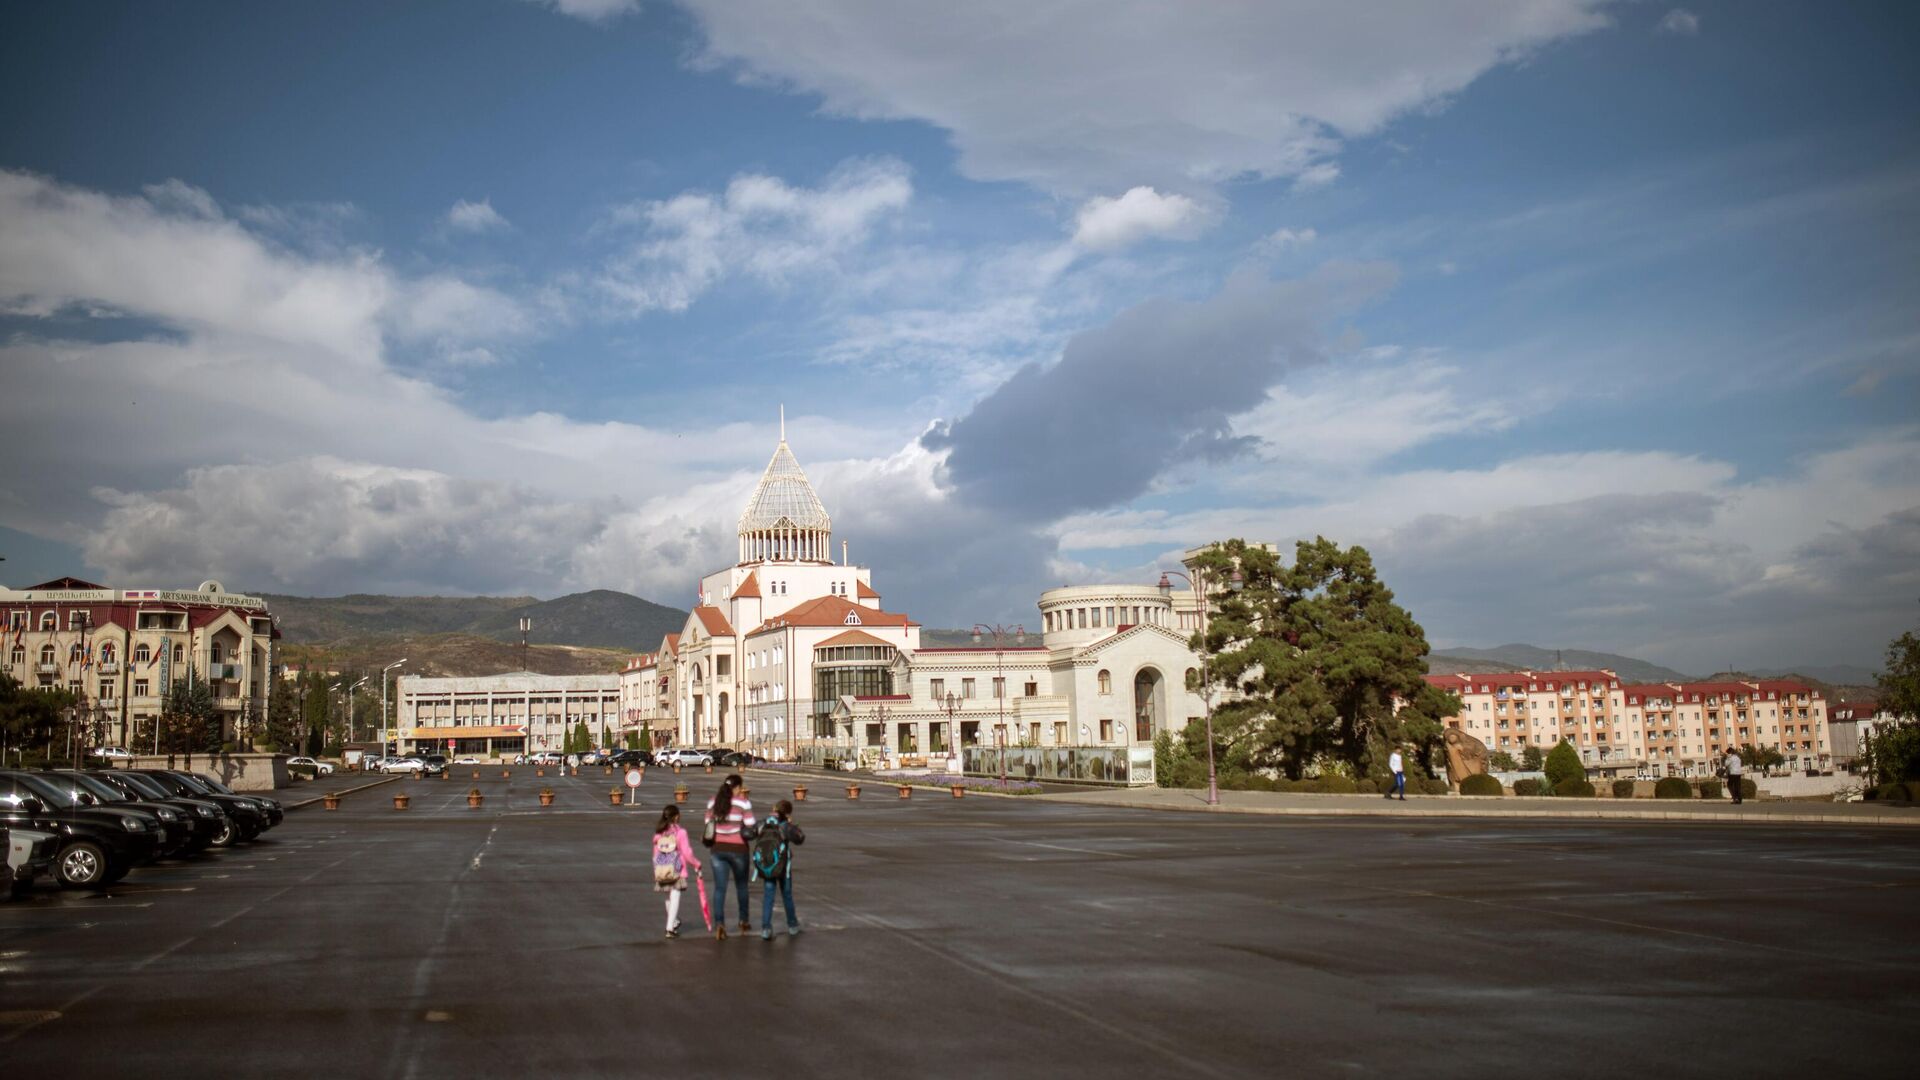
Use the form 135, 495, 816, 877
971, 624, 1025, 785
1159, 566, 1242, 807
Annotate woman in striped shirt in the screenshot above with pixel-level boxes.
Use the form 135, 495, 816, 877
704, 773, 757, 940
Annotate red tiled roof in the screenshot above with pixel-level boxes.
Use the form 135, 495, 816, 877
856, 580, 879, 599
748, 594, 915, 635
1422, 670, 1621, 693
731, 571, 761, 600
814, 629, 895, 648
662, 633, 680, 655
693, 605, 734, 637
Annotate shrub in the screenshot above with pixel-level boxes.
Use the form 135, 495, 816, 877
1320, 775, 1357, 794
1611, 779, 1636, 799
1553, 778, 1596, 798
1869, 782, 1912, 802
1738, 778, 1757, 800
1699, 779, 1723, 799
1655, 777, 1692, 799
1460, 773, 1503, 796
1419, 778, 1450, 795
1512, 778, 1545, 796
1544, 741, 1584, 789
1355, 778, 1378, 794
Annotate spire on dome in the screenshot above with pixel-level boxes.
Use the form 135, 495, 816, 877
737, 423, 832, 564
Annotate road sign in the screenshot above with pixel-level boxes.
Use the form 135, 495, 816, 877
624, 768, 643, 789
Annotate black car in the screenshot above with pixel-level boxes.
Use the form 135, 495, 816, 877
608, 749, 655, 767
70, 770, 228, 853
0, 771, 164, 887
31, 770, 197, 856
178, 772, 286, 827
132, 770, 268, 843
716, 750, 766, 768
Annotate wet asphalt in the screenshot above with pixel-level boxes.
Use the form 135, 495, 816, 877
3, 765, 1916, 1078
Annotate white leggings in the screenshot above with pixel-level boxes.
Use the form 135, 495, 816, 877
665, 888, 682, 929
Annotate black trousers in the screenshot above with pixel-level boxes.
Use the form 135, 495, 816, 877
1729, 775, 1742, 803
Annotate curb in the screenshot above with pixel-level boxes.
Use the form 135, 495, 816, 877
1033, 796, 1920, 827
285, 775, 401, 810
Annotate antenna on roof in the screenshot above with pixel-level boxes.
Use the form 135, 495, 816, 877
779, 404, 786, 442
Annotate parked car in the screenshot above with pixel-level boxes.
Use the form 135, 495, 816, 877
88, 746, 134, 762
33, 771, 196, 857
521, 751, 564, 766
84, 770, 232, 851
382, 756, 427, 776
453, 756, 482, 765
129, 770, 267, 844
3, 823, 59, 898
417, 755, 449, 776
715, 750, 766, 768
578, 750, 606, 766
177, 773, 285, 828
656, 748, 714, 767
0, 771, 164, 887
285, 756, 336, 775
608, 749, 655, 767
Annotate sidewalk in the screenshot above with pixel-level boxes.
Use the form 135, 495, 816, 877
1036, 785, 1920, 826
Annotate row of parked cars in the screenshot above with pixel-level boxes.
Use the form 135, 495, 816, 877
506, 748, 767, 768
1, 767, 285, 896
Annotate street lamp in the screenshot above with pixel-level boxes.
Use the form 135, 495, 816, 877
381, 659, 407, 758
342, 677, 368, 747
972, 624, 1025, 785
1160, 566, 1243, 807
943, 690, 959, 761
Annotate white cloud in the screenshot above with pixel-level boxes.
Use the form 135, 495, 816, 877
1256, 227, 1318, 255
1656, 9, 1700, 36
598, 157, 912, 313
1071, 187, 1212, 252
675, 0, 1611, 194
534, 0, 640, 22
1291, 162, 1342, 192
447, 197, 509, 233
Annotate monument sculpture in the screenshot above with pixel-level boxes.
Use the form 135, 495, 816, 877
1443, 727, 1490, 789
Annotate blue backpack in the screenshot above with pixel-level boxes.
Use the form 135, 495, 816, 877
751, 820, 791, 880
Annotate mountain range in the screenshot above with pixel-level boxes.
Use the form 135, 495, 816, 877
1428, 644, 1880, 695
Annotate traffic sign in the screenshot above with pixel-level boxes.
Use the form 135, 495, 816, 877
624, 768, 643, 789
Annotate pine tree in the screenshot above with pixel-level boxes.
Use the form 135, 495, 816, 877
1544, 739, 1583, 788
571, 720, 591, 754
638, 725, 652, 752
265, 674, 300, 752
160, 675, 220, 754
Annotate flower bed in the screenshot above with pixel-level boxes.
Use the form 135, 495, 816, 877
874, 771, 1045, 795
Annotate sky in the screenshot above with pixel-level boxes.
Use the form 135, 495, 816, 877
1, 1, 1916, 676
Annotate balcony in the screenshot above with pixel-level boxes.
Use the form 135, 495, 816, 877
36, 662, 59, 675
98, 661, 121, 675
210, 663, 241, 681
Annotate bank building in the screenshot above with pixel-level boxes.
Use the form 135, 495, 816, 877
620, 430, 1212, 780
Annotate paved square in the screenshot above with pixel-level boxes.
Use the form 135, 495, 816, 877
4, 768, 1917, 1077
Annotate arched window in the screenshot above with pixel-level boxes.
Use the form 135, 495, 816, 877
39, 611, 56, 631
1097, 669, 1112, 695
69, 643, 84, 664
40, 644, 56, 665
172, 644, 183, 664
9, 646, 23, 667
100, 642, 115, 664
134, 643, 151, 665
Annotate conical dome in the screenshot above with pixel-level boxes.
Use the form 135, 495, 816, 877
737, 438, 832, 563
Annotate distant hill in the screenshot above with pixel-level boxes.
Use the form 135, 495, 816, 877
264, 589, 686, 653
1427, 644, 1692, 685
1745, 664, 1880, 688
277, 633, 630, 679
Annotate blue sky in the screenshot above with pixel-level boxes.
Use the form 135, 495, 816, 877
1, 1, 1915, 675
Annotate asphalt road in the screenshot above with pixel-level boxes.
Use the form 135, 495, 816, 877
3, 766, 1917, 1078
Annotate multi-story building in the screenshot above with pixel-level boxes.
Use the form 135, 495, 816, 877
1, 576, 278, 749
393, 672, 621, 757
1826, 700, 1894, 766
1425, 670, 1831, 776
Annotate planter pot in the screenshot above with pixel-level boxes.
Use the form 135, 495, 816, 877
439, 769, 448, 780
673, 788, 689, 804
673, 765, 681, 775
322, 794, 341, 811
604, 766, 613, 776
467, 794, 483, 808
794, 786, 808, 801
846, 785, 861, 800
393, 794, 410, 810
472, 770, 480, 779
538, 792, 555, 806
609, 789, 623, 806
570, 767, 580, 777
501, 769, 511, 779
536, 768, 545, 777
704, 764, 713, 774
898, 785, 913, 799
951, 785, 965, 798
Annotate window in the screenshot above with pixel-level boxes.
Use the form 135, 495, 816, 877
962, 678, 976, 699
992, 677, 1005, 699
1105, 607, 1115, 627
5, 611, 22, 630
68, 609, 90, 629
1024, 681, 1038, 697
1100, 718, 1113, 741
1077, 608, 1087, 629
39, 611, 55, 631
173, 645, 184, 664
8, 646, 22, 667
1053, 722, 1067, 744
1028, 722, 1040, 745
929, 678, 945, 700
99, 679, 115, 700
133, 679, 149, 697
68, 643, 84, 664
40, 644, 55, 665
715, 655, 730, 677
843, 612, 861, 625
1097, 669, 1112, 695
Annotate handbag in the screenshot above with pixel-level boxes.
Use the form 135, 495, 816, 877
701, 815, 716, 847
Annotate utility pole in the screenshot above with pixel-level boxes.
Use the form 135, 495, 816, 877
382, 659, 407, 758
519, 616, 532, 674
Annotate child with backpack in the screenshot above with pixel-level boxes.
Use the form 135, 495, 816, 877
750, 798, 806, 940
652, 804, 701, 938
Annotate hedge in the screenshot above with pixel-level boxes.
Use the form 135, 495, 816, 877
1512, 778, 1545, 796
1868, 782, 1914, 802
1611, 779, 1636, 799
1459, 773, 1503, 796
1738, 778, 1757, 800
1355, 778, 1378, 795
1320, 775, 1357, 794
1699, 779, 1723, 799
1419, 778, 1450, 795
1655, 777, 1692, 799
1553, 778, 1597, 798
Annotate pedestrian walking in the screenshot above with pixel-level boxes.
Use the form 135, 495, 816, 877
703, 773, 756, 940
1724, 746, 1744, 805
651, 804, 702, 938
1387, 747, 1407, 800
750, 798, 806, 940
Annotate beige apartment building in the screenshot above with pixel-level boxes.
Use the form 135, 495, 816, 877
1, 576, 278, 749
1425, 670, 1831, 777
394, 671, 621, 757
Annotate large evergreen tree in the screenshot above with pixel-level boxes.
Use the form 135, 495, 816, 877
1189, 538, 1456, 780
160, 675, 220, 754
265, 674, 300, 752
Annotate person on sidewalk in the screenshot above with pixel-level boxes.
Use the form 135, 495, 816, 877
751, 798, 806, 940
652, 804, 700, 938
704, 773, 757, 940
1724, 746, 1745, 805
1387, 747, 1407, 800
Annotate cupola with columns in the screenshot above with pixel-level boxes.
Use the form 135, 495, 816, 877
737, 411, 833, 565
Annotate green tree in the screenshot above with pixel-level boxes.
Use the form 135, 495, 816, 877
1735, 742, 1784, 773
637, 725, 652, 752
0, 673, 82, 766
1520, 744, 1544, 771
1864, 627, 1920, 784
1489, 749, 1520, 771
1878, 629, 1920, 721
570, 720, 591, 754
1189, 538, 1455, 780
160, 675, 220, 754
1543, 740, 1583, 789
624, 729, 639, 750
264, 675, 300, 752
300, 673, 329, 755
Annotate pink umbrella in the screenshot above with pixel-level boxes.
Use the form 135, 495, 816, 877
694, 864, 713, 932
